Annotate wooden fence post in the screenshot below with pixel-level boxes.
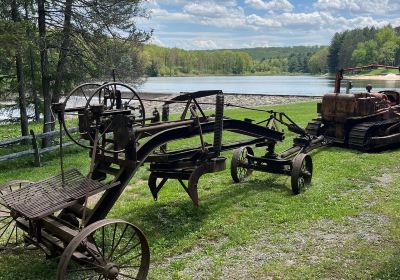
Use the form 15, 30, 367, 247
30, 129, 41, 167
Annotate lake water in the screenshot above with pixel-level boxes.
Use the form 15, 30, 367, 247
0, 102, 37, 122
2, 75, 400, 122
138, 75, 400, 96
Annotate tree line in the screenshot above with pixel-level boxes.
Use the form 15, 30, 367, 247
0, 0, 150, 146
142, 45, 323, 76
143, 45, 253, 76
328, 25, 400, 72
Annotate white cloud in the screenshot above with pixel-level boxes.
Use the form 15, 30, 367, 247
143, 0, 400, 49
242, 41, 270, 48
314, 0, 400, 15
245, 0, 294, 12
183, 2, 242, 18
150, 8, 193, 21
278, 11, 335, 26
246, 14, 282, 27
150, 5, 395, 31
182, 2, 248, 27
342, 16, 390, 29
148, 36, 166, 47
158, 0, 238, 7
193, 39, 219, 49
273, 11, 391, 30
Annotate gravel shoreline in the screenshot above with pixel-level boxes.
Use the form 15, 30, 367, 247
138, 93, 321, 114
0, 93, 321, 123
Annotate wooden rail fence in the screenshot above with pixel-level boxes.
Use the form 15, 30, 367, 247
0, 127, 79, 166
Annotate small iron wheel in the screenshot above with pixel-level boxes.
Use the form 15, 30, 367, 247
57, 219, 150, 280
291, 153, 313, 194
0, 180, 33, 251
231, 146, 254, 183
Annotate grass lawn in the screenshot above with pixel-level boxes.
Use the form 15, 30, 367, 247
1, 101, 400, 279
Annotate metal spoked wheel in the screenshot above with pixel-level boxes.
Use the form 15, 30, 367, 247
290, 153, 313, 195
231, 146, 254, 183
57, 219, 150, 280
0, 180, 33, 251
61, 82, 146, 154
62, 83, 102, 150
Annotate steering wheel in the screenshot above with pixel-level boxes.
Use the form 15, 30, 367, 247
60, 82, 145, 153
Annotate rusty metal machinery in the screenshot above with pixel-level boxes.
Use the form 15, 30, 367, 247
0, 82, 324, 279
229, 112, 325, 194
146, 91, 325, 202
306, 65, 400, 151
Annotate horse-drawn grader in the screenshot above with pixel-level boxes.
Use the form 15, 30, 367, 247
1, 64, 399, 279
0, 81, 323, 279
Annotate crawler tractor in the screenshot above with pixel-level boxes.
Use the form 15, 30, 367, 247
306, 66, 400, 150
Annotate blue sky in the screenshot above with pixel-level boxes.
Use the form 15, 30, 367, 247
138, 0, 400, 50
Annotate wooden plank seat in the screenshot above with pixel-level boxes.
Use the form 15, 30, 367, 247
0, 169, 118, 220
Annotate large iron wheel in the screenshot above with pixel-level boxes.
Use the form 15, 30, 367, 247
62, 83, 102, 150
231, 146, 254, 183
57, 219, 150, 280
290, 153, 312, 194
61, 82, 146, 154
0, 180, 33, 251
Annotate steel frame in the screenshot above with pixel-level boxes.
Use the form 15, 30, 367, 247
0, 85, 324, 279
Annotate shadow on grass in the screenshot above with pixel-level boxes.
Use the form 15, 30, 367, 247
0, 249, 58, 279
372, 251, 400, 280
115, 175, 290, 251
0, 175, 290, 279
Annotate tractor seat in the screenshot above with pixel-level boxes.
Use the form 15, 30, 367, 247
0, 169, 119, 219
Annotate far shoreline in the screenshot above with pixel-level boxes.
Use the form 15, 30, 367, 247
147, 73, 399, 81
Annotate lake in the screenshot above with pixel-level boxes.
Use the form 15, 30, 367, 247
2, 75, 400, 122
137, 75, 400, 96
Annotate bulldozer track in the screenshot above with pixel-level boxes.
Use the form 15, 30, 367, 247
348, 119, 400, 150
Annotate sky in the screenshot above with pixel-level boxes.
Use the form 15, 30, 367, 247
137, 0, 400, 50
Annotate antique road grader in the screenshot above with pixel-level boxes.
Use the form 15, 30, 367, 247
0, 82, 325, 279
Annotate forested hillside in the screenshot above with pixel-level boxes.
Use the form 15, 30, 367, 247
232, 46, 323, 60
328, 26, 400, 72
142, 45, 322, 76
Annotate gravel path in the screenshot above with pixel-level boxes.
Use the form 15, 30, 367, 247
138, 93, 320, 115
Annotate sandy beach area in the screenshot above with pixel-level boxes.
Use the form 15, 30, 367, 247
345, 74, 400, 80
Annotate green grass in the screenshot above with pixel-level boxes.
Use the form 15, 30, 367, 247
1, 101, 400, 279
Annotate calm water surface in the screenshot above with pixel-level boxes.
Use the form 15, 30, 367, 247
138, 75, 400, 96
2, 75, 400, 121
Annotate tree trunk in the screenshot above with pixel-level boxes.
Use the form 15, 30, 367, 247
15, 51, 29, 137
52, 0, 73, 105
37, 0, 52, 147
24, 1, 40, 122
29, 47, 40, 121
11, 0, 29, 138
